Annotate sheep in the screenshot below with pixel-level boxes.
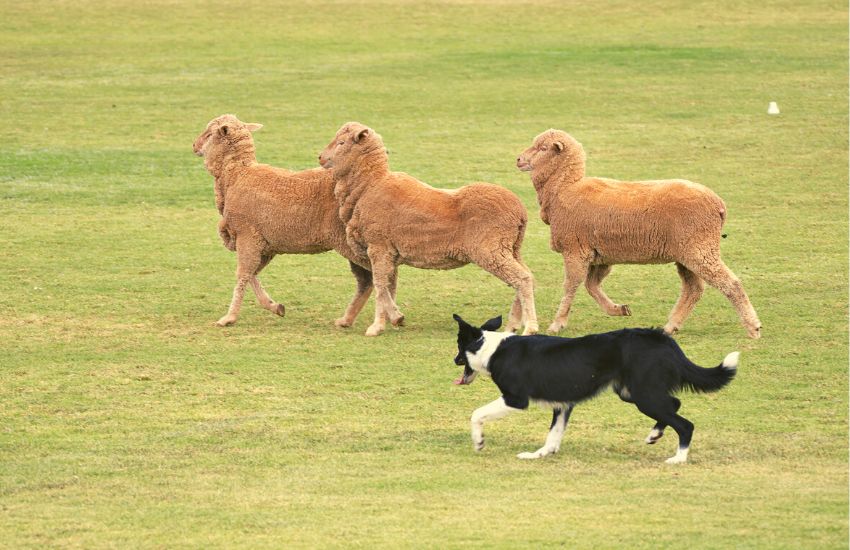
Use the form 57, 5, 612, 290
193, 114, 373, 328
318, 122, 538, 337
516, 129, 761, 339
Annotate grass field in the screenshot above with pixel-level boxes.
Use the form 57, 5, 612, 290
1, 0, 848, 547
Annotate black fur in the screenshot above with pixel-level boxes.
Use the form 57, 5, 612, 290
453, 314, 737, 458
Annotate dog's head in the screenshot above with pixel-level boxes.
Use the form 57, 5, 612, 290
452, 313, 502, 385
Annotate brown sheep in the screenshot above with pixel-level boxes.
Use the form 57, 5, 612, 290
318, 122, 538, 337
193, 114, 373, 328
516, 129, 761, 339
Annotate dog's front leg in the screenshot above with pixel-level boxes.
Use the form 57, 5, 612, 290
471, 397, 517, 451
517, 404, 574, 459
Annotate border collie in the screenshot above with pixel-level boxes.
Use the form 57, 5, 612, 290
452, 314, 738, 463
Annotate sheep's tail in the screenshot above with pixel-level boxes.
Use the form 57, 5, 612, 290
677, 351, 738, 393
513, 218, 527, 260
717, 196, 727, 227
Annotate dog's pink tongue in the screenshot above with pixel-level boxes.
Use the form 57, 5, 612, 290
453, 376, 468, 385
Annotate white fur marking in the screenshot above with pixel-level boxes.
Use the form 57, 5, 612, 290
645, 427, 663, 444
723, 351, 740, 369
665, 447, 690, 464
532, 399, 572, 410
465, 331, 513, 375
518, 406, 571, 459
470, 397, 518, 451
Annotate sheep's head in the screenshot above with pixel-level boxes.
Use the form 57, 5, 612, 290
193, 114, 263, 158
516, 129, 585, 183
319, 122, 387, 176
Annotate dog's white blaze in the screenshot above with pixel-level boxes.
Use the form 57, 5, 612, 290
723, 351, 740, 369
465, 330, 513, 374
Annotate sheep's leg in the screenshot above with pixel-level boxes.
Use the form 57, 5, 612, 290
248, 255, 286, 318
217, 240, 263, 327
663, 263, 705, 335
505, 295, 523, 333
550, 255, 590, 333
688, 257, 761, 339
335, 261, 374, 328
381, 266, 399, 323
476, 253, 538, 335
585, 265, 631, 316
365, 247, 404, 336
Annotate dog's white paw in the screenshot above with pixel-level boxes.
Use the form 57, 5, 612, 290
646, 428, 664, 444
665, 448, 689, 464
517, 451, 542, 459
517, 446, 557, 459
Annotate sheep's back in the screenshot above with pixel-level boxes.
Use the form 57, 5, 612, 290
223, 164, 345, 254
551, 177, 726, 263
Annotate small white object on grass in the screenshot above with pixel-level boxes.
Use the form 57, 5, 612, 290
768, 101, 780, 115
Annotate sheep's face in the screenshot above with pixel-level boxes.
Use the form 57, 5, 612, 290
193, 114, 262, 158
516, 130, 569, 173
319, 122, 385, 176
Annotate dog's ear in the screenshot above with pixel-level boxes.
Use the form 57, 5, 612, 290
481, 315, 502, 331
453, 314, 480, 340
453, 313, 471, 329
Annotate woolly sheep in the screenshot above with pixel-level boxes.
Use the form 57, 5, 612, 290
319, 122, 538, 337
193, 114, 373, 328
516, 129, 761, 338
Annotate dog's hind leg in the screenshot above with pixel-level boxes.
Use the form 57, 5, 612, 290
645, 397, 681, 444
471, 397, 521, 452
517, 404, 574, 459
633, 396, 694, 464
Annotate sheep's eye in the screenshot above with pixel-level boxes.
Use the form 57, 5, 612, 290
540, 145, 548, 151
337, 140, 345, 146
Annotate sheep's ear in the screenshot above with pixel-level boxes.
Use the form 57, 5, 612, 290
553, 141, 565, 153
353, 127, 371, 143
218, 125, 229, 137
481, 316, 502, 331
246, 123, 263, 132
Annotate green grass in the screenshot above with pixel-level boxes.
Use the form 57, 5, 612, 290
1, 0, 847, 547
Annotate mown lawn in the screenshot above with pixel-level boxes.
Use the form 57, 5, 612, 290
1, 0, 847, 547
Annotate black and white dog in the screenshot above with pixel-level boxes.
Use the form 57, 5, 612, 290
452, 314, 738, 463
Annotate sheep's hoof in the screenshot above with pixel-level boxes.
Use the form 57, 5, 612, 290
273, 303, 286, 317
215, 316, 237, 327
547, 322, 564, 334
663, 324, 679, 335
365, 324, 385, 337
334, 318, 352, 328
747, 326, 762, 339
522, 324, 539, 336
620, 304, 632, 316
390, 315, 405, 327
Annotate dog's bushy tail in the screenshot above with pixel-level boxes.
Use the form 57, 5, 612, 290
678, 351, 738, 393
